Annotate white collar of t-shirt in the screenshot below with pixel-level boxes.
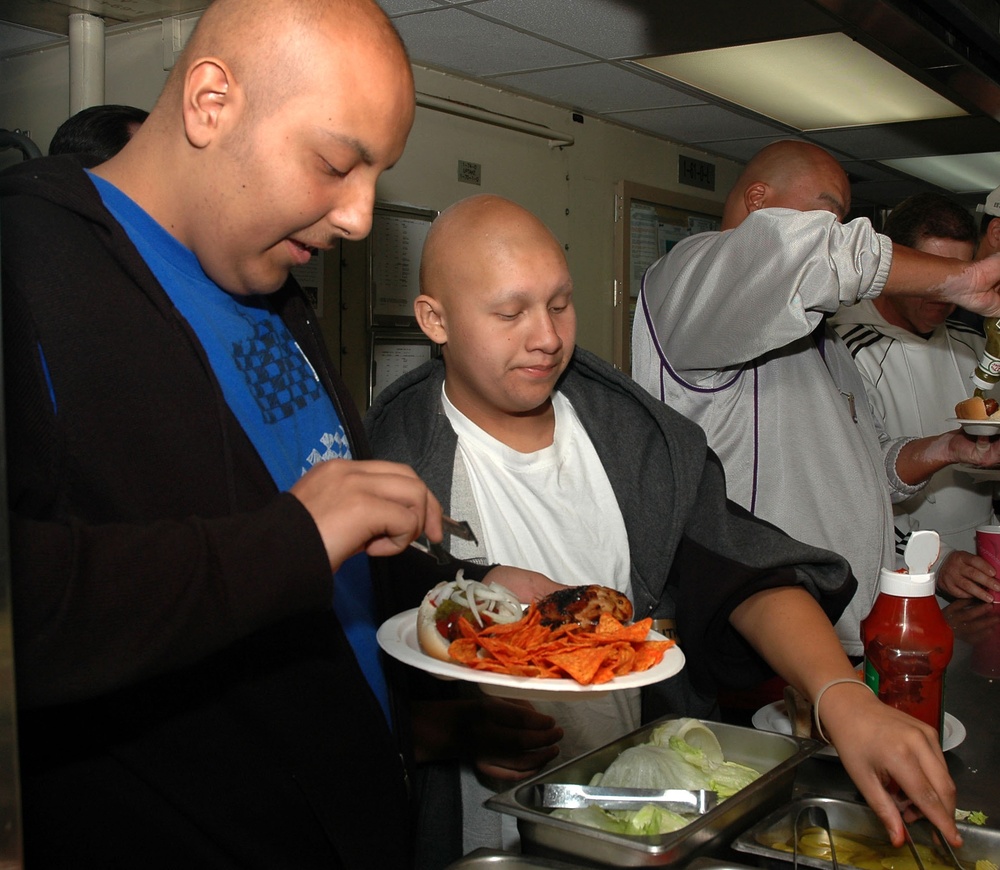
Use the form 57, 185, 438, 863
440, 385, 631, 596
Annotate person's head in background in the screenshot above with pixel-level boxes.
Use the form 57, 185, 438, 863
721, 139, 851, 230
976, 183, 1000, 261
875, 192, 977, 336
49, 104, 149, 163
414, 194, 575, 449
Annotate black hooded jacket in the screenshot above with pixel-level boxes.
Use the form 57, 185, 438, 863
367, 352, 859, 709
1, 155, 455, 869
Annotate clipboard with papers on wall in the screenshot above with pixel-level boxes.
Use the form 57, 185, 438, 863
367, 204, 437, 328
613, 181, 722, 374
368, 330, 438, 407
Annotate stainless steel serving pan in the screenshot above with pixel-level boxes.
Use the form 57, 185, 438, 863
732, 795, 1000, 869
485, 716, 821, 868
444, 848, 594, 869
443, 846, 765, 868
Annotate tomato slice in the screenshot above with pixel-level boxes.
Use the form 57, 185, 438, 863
436, 610, 494, 640
436, 612, 463, 641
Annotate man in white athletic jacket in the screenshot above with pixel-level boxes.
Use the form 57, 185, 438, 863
632, 140, 1000, 657
832, 193, 1000, 603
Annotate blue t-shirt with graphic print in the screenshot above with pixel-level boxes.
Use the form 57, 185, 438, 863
88, 171, 389, 722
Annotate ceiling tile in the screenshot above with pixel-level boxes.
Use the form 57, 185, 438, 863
378, 0, 444, 14
682, 135, 860, 167
491, 62, 706, 114
809, 116, 1000, 160
0, 20, 61, 52
606, 103, 789, 144
684, 136, 800, 164
468, 0, 837, 59
392, 7, 590, 76
460, 0, 664, 59
840, 160, 915, 183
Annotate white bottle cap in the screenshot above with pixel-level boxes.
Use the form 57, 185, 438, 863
878, 567, 936, 597
904, 529, 939, 574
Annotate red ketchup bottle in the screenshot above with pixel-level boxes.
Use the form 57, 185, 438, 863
861, 531, 953, 741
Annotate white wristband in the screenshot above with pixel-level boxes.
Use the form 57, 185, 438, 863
812, 678, 874, 744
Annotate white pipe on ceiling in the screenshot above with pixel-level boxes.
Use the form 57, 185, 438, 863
69, 13, 105, 114
416, 93, 574, 148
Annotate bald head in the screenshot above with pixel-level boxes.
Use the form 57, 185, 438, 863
158, 0, 408, 121
420, 194, 566, 303
723, 140, 850, 229
414, 196, 575, 445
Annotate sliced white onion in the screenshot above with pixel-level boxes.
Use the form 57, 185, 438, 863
448, 570, 522, 626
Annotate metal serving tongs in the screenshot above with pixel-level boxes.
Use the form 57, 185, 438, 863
932, 831, 965, 870
901, 822, 929, 870
793, 804, 840, 870
539, 784, 718, 814
907, 819, 966, 870
409, 516, 478, 565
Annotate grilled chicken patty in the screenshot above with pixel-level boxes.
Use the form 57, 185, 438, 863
536, 585, 633, 627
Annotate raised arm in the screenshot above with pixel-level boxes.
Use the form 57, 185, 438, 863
640, 209, 889, 371
884, 248, 1000, 316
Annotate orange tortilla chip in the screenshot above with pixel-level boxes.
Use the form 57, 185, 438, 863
448, 638, 482, 663
632, 641, 673, 671
478, 659, 544, 677
484, 607, 543, 636
590, 615, 652, 643
593, 613, 626, 634
602, 643, 636, 674
545, 648, 608, 685
592, 665, 618, 684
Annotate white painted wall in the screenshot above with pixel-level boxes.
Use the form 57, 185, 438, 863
0, 17, 742, 362
1, 23, 167, 159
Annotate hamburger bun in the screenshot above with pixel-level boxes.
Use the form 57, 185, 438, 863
956, 396, 1000, 420
417, 573, 523, 662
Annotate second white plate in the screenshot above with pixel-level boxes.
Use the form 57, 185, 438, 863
377, 607, 685, 701
956, 463, 1000, 480
751, 700, 966, 758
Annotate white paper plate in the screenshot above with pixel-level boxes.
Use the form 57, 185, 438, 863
751, 700, 966, 758
950, 417, 1000, 437
956, 463, 1000, 480
376, 608, 684, 701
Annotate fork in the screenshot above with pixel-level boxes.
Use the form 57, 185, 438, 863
409, 516, 478, 565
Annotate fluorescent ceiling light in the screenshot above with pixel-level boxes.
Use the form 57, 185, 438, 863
636, 33, 966, 131
880, 152, 1000, 194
